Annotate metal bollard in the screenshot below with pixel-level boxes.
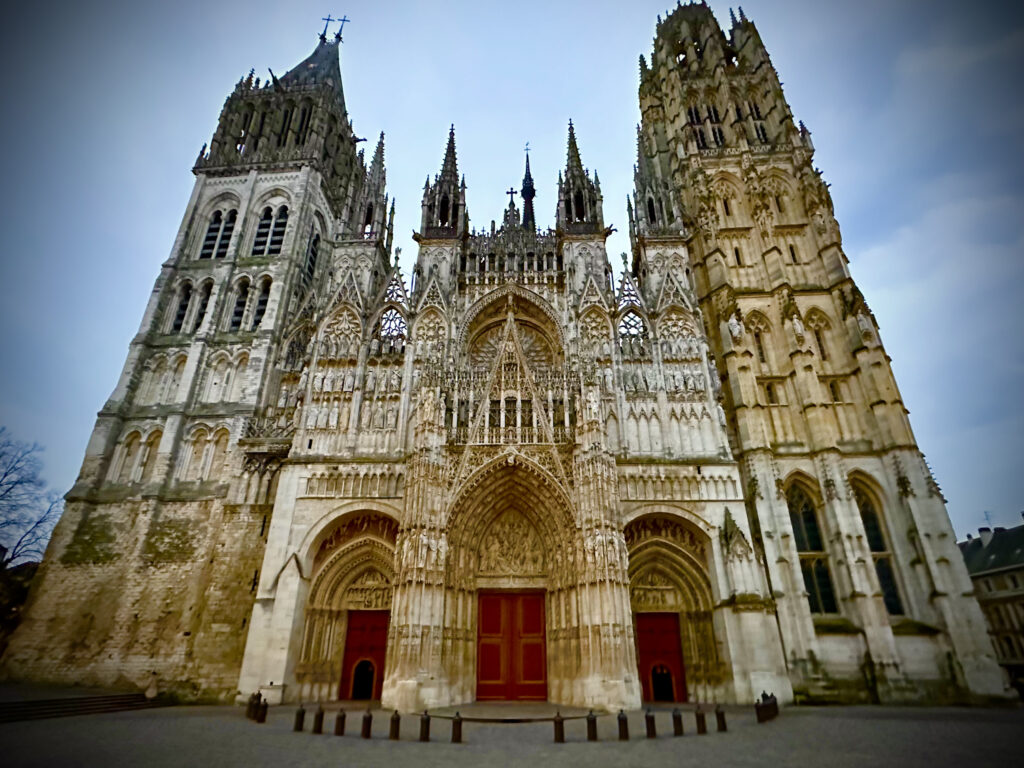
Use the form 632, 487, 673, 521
389, 710, 401, 740
451, 712, 462, 744
312, 705, 324, 734
245, 692, 256, 719
334, 709, 346, 736
361, 709, 373, 739
293, 704, 306, 732
672, 707, 684, 737
617, 709, 629, 741
553, 711, 565, 743
695, 705, 707, 735
716, 704, 727, 732
419, 711, 431, 742
586, 710, 598, 742
256, 700, 268, 723
645, 709, 656, 739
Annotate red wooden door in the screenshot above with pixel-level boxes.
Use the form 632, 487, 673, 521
477, 592, 547, 700
635, 612, 687, 702
339, 610, 389, 700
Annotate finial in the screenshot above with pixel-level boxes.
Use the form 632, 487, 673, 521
320, 14, 335, 40
621, 252, 628, 268
524, 140, 530, 155
336, 15, 350, 40
730, 7, 736, 25
739, 6, 747, 21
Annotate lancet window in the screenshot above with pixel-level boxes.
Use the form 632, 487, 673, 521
199, 208, 237, 259
788, 485, 837, 614
854, 484, 904, 615
170, 283, 193, 333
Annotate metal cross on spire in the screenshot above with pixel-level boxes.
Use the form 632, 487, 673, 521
321, 14, 337, 37
507, 187, 518, 205
337, 15, 350, 38
524, 141, 530, 155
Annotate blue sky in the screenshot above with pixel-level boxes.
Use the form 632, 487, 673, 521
0, 0, 1020, 537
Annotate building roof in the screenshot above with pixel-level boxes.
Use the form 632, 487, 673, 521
279, 36, 346, 110
958, 522, 1024, 576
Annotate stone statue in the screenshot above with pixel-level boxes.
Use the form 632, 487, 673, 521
857, 312, 872, 339
716, 401, 727, 427
792, 314, 805, 341
585, 389, 600, 421
728, 312, 744, 342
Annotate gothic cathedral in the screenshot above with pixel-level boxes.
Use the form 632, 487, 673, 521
3, 5, 1009, 708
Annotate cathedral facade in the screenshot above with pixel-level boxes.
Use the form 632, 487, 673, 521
2, 5, 1009, 709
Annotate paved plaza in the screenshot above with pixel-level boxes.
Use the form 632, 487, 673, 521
2, 698, 1021, 768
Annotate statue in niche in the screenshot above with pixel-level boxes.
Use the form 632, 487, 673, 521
857, 312, 873, 340
365, 369, 376, 391
298, 369, 308, 392
344, 372, 354, 391
604, 367, 614, 390
328, 402, 339, 429
791, 314, 805, 342
313, 372, 324, 392
585, 389, 600, 421
728, 312, 744, 342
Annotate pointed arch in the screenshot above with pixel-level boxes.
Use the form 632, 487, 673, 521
849, 471, 904, 615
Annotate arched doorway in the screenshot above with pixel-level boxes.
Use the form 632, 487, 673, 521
351, 659, 377, 700
298, 511, 397, 702
625, 514, 718, 703
442, 454, 578, 703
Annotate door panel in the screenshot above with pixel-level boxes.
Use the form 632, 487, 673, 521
476, 592, 547, 700
339, 610, 389, 700
635, 612, 687, 702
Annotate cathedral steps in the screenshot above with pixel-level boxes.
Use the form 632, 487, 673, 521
0, 693, 170, 723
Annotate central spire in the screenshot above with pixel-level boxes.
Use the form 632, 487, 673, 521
521, 149, 536, 231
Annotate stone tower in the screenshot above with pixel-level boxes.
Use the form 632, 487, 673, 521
3, 8, 1008, 708
631, 2, 1006, 701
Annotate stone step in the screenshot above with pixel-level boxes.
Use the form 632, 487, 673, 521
0, 693, 170, 723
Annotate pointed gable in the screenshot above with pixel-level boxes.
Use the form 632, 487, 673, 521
617, 272, 646, 312
655, 270, 692, 312
415, 271, 448, 313
578, 274, 609, 312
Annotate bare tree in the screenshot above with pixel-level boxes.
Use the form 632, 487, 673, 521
0, 428, 62, 569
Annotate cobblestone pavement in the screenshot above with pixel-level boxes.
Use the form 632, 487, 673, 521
2, 701, 1021, 768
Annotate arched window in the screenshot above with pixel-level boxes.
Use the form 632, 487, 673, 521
171, 283, 192, 333
854, 485, 904, 615
117, 432, 142, 483
722, 197, 731, 217
199, 211, 222, 259
229, 281, 249, 332
789, 244, 798, 263
277, 104, 293, 147
439, 195, 450, 227
379, 308, 407, 340
647, 197, 657, 224
304, 233, 320, 283
186, 429, 209, 481
753, 330, 767, 363
814, 328, 829, 361
268, 206, 288, 255
252, 207, 272, 255
192, 281, 212, 333
140, 431, 162, 483
214, 210, 236, 259
733, 246, 743, 266
787, 485, 837, 614
208, 430, 230, 479
250, 279, 271, 330
363, 203, 374, 234
573, 190, 585, 222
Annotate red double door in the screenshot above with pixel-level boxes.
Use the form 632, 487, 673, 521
339, 610, 389, 701
636, 612, 687, 702
476, 592, 548, 700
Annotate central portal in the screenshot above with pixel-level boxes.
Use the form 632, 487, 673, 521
476, 592, 547, 700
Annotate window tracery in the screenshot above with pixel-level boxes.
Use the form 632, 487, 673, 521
787, 484, 837, 614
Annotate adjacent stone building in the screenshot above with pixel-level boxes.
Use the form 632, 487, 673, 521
2, 4, 1010, 708
959, 518, 1024, 698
